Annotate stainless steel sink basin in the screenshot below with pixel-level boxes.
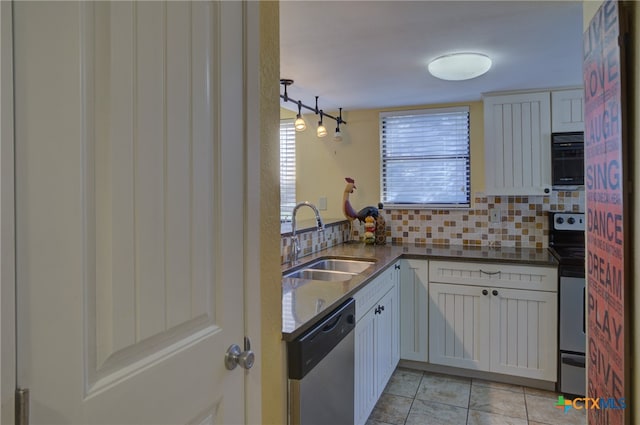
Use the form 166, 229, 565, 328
283, 257, 376, 281
284, 269, 354, 281
306, 258, 376, 274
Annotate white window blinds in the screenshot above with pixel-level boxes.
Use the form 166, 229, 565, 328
380, 107, 470, 208
280, 119, 296, 221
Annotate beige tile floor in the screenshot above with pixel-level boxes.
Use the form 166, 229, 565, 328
366, 368, 586, 425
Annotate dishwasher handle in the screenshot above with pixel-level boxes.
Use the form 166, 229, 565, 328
287, 298, 356, 380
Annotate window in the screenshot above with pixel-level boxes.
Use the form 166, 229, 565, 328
280, 119, 296, 221
380, 106, 470, 208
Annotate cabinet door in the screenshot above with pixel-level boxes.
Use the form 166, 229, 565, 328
429, 283, 490, 371
354, 307, 377, 425
551, 89, 584, 132
400, 259, 429, 362
390, 265, 401, 369
484, 92, 552, 195
375, 285, 399, 395
489, 288, 558, 381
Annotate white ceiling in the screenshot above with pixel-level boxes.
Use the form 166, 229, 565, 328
280, 1, 584, 112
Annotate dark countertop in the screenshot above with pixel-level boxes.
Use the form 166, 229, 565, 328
281, 242, 558, 341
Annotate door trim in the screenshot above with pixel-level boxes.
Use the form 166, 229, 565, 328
243, 2, 262, 423
0, 1, 16, 423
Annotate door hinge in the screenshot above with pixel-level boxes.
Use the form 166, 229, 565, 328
15, 388, 29, 425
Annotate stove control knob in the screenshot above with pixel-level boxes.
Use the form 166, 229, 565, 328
567, 217, 575, 224
556, 217, 564, 224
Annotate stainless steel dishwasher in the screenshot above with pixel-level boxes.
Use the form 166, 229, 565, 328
287, 298, 356, 425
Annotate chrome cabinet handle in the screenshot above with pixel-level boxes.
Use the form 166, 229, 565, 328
482, 289, 488, 296
480, 270, 501, 276
492, 290, 499, 296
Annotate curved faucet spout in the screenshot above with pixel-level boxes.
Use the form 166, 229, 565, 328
289, 202, 325, 265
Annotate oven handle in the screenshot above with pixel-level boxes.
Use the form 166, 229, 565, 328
560, 267, 585, 278
562, 356, 585, 368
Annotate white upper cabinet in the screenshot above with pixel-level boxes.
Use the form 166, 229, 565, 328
484, 91, 552, 196
551, 88, 585, 133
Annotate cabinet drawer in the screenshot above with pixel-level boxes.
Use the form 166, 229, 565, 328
429, 260, 557, 292
353, 265, 394, 323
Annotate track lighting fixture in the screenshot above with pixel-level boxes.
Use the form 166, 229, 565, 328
280, 79, 346, 139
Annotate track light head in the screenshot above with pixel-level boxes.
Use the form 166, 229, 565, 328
317, 110, 327, 138
333, 128, 343, 142
294, 101, 306, 131
333, 108, 343, 141
295, 116, 307, 132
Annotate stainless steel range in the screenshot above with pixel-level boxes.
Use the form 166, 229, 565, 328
548, 212, 585, 396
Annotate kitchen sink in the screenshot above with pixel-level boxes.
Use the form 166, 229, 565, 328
306, 258, 376, 274
283, 257, 376, 281
283, 258, 375, 282
284, 269, 355, 281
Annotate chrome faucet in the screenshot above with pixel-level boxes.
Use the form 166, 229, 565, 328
289, 201, 325, 265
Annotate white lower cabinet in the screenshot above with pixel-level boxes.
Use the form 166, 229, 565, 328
428, 261, 558, 382
428, 282, 490, 371
400, 259, 429, 362
489, 287, 557, 380
354, 263, 400, 425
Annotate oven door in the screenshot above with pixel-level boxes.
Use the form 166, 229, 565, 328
559, 274, 586, 353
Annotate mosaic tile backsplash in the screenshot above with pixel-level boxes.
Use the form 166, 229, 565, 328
280, 221, 351, 265
280, 191, 585, 263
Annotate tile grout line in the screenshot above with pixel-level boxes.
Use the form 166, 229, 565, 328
465, 379, 470, 425
523, 387, 529, 425
403, 371, 424, 425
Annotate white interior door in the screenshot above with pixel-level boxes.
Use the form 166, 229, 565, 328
14, 1, 248, 423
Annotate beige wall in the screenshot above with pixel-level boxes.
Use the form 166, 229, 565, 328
584, 1, 637, 423
292, 102, 484, 220
281, 106, 296, 120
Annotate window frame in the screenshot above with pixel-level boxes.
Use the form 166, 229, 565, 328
379, 106, 471, 209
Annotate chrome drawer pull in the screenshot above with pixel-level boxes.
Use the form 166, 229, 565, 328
480, 270, 501, 276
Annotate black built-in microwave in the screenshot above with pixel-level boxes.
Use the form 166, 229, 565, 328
551, 132, 584, 190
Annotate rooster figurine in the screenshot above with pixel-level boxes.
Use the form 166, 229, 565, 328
342, 177, 382, 241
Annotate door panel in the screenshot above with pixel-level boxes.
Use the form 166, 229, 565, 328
14, 1, 246, 423
428, 283, 490, 370
400, 259, 428, 362
89, 1, 219, 385
354, 308, 376, 425
375, 288, 394, 392
489, 288, 557, 381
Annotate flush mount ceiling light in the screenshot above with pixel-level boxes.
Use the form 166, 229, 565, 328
428, 53, 492, 81
280, 79, 347, 139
